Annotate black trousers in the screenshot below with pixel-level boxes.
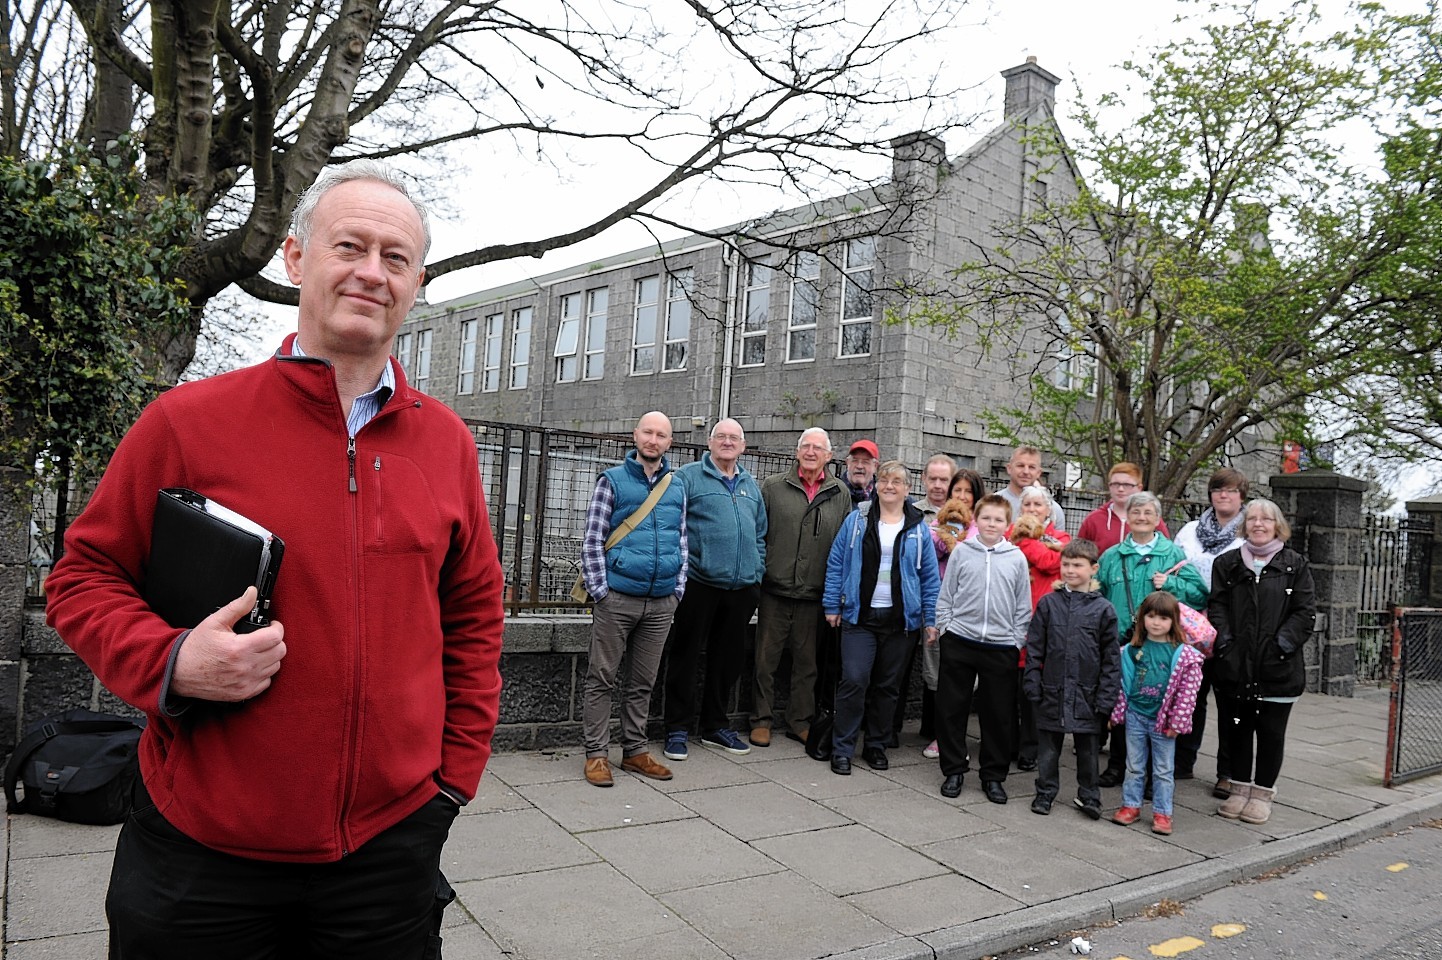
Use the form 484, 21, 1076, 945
107, 784, 458, 960
664, 581, 760, 732
936, 638, 1017, 782
1014, 667, 1038, 764
1174, 670, 1232, 779
880, 635, 922, 746
833, 619, 913, 759
1035, 730, 1101, 806
1220, 695, 1294, 789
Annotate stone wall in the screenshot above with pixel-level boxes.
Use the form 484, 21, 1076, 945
19, 611, 910, 751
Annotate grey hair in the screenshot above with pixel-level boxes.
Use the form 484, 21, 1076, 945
1020, 484, 1053, 509
1245, 498, 1292, 542
797, 427, 831, 452
1125, 491, 1162, 515
710, 418, 744, 440
290, 160, 432, 263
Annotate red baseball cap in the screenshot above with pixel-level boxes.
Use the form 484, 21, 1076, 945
848, 439, 879, 460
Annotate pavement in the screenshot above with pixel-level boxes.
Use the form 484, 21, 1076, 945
5, 686, 1442, 960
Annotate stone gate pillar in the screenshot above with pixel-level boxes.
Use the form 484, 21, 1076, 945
1404, 494, 1442, 607
1268, 469, 1365, 696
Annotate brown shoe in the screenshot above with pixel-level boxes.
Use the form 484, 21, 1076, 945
584, 757, 613, 788
750, 726, 771, 748
621, 753, 674, 781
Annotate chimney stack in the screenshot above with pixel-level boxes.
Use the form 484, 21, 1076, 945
1001, 56, 1060, 118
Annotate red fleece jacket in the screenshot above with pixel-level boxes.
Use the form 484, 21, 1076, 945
46, 338, 505, 862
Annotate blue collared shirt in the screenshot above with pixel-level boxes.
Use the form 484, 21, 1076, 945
291, 339, 395, 436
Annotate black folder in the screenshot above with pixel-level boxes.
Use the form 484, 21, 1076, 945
144, 488, 284, 632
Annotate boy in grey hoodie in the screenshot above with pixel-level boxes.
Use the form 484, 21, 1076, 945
934, 494, 1033, 803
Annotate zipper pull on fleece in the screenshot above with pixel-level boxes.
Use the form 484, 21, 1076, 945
347, 437, 357, 493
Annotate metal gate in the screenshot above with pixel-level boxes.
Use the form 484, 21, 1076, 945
1385, 607, 1442, 786
1359, 515, 1435, 683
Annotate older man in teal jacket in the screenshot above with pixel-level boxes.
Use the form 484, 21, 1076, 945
662, 419, 767, 760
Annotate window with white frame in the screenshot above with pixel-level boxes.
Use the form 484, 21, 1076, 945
839, 236, 875, 357
632, 276, 660, 374
394, 331, 414, 376
554, 293, 582, 383
787, 252, 820, 362
663, 269, 692, 372
1052, 339, 1098, 393
509, 307, 531, 389
584, 288, 607, 379
482, 313, 502, 392
457, 319, 478, 394
740, 260, 771, 366
413, 329, 433, 391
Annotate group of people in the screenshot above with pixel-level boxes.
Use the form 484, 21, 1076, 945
581, 425, 1318, 841
36, 155, 1320, 957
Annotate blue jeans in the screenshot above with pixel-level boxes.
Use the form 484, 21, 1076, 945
1122, 706, 1175, 815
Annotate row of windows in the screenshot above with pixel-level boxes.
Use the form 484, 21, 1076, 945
396, 239, 877, 395
741, 236, 875, 365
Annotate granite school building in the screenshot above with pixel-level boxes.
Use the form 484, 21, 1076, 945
395, 58, 1086, 481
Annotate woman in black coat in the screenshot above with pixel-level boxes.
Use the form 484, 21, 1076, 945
1207, 498, 1317, 826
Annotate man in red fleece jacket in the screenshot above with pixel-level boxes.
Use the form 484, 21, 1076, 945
44, 161, 505, 959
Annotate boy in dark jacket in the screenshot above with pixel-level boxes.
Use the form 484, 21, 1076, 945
1023, 539, 1121, 818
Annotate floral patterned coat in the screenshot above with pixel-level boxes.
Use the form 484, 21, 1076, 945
1109, 641, 1205, 735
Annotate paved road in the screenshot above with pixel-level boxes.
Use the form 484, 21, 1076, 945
1005, 821, 1442, 959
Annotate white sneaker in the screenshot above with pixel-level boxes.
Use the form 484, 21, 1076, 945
922, 740, 940, 759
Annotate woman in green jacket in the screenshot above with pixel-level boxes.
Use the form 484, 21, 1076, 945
1096, 490, 1207, 785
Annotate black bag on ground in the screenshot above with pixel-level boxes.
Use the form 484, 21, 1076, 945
4, 709, 145, 825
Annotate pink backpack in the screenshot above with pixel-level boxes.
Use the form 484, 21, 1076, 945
1178, 602, 1216, 658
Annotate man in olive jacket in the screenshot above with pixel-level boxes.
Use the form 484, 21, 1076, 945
749, 427, 852, 746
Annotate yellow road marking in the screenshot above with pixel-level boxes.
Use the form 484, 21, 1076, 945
1387, 862, 1409, 872
1149, 936, 1205, 956
1211, 923, 1247, 938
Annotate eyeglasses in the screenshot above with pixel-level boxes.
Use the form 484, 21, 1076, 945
877, 478, 908, 488
797, 443, 829, 453
712, 433, 743, 444
1109, 480, 1139, 489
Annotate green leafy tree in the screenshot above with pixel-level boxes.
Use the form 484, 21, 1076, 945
900, 1, 1442, 500
0, 137, 196, 533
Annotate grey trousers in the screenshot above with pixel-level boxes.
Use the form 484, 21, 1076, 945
583, 591, 678, 758
750, 590, 821, 735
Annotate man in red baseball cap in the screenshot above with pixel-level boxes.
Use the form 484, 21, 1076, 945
842, 439, 879, 505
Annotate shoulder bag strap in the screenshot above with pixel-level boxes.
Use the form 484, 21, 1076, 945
603, 471, 673, 552
1121, 553, 1136, 617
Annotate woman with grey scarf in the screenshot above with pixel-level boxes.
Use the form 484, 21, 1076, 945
1207, 499, 1317, 825
1173, 468, 1247, 793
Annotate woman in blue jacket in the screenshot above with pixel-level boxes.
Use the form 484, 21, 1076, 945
823, 461, 941, 775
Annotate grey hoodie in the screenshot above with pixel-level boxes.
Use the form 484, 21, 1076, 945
935, 535, 1032, 648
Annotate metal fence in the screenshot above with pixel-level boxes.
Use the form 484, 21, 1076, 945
26, 419, 1208, 611
470, 421, 799, 613
1385, 607, 1442, 786
1359, 514, 1436, 684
